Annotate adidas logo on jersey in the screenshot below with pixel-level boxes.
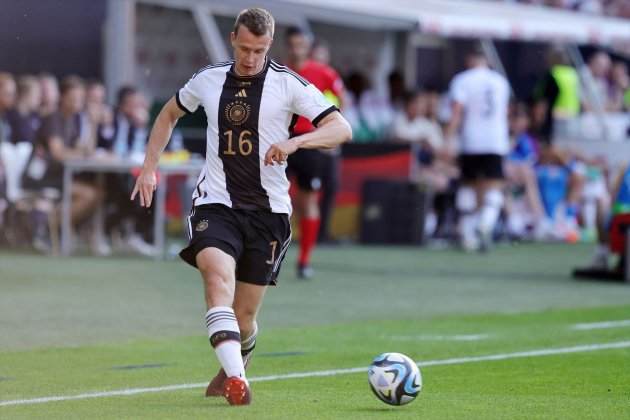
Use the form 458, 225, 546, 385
235, 89, 247, 98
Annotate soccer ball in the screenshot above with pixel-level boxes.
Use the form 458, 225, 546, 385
368, 352, 422, 406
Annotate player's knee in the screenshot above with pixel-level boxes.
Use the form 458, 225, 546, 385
201, 270, 230, 289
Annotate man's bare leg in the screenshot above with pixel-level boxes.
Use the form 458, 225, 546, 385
206, 281, 267, 396
197, 247, 251, 404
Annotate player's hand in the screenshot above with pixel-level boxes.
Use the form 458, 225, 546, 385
131, 168, 157, 207
264, 140, 298, 166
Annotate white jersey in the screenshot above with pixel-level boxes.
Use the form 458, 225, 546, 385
449, 67, 510, 155
177, 58, 337, 215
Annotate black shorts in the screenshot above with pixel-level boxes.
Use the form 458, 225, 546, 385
459, 154, 504, 182
286, 149, 327, 191
179, 204, 291, 286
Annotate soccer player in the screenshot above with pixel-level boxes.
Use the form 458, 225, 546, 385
284, 26, 345, 278
445, 46, 510, 251
131, 8, 351, 405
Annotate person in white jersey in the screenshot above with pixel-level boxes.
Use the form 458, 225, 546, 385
130, 8, 352, 405
445, 46, 510, 251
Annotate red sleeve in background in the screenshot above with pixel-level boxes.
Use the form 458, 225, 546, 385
292, 61, 343, 135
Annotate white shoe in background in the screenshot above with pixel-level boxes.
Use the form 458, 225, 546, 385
125, 234, 156, 257
91, 236, 112, 257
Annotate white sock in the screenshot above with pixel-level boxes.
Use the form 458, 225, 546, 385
478, 189, 504, 235
205, 307, 246, 380
456, 187, 478, 241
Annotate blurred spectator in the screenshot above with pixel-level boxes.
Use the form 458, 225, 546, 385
387, 70, 406, 114
581, 50, 612, 112
0, 72, 16, 134
38, 73, 59, 117
504, 103, 545, 237
609, 61, 629, 112
425, 89, 444, 124
344, 71, 392, 142
23, 76, 103, 252
310, 39, 331, 65
98, 85, 154, 256
6, 75, 41, 145
0, 73, 17, 206
511, 0, 630, 18
85, 80, 113, 149
99, 86, 149, 158
392, 91, 443, 152
392, 90, 458, 237
575, 0, 603, 13
532, 47, 580, 144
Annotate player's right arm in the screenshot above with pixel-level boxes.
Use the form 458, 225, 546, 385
131, 97, 185, 207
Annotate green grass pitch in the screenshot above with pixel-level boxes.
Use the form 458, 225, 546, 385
1, 243, 629, 419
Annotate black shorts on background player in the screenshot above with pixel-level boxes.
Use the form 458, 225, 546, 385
180, 204, 291, 286
459, 154, 504, 181
286, 148, 325, 191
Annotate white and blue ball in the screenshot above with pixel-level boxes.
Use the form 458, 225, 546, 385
368, 352, 422, 406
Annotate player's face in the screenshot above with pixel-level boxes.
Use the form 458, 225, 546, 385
287, 34, 310, 64
230, 25, 273, 76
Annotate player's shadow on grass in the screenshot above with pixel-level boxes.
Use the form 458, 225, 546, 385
350, 407, 417, 414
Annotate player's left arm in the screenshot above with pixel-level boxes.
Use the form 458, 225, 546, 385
264, 111, 352, 166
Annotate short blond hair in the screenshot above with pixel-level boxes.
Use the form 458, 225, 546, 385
234, 8, 274, 37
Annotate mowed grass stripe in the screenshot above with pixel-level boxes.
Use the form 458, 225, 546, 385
2, 340, 629, 407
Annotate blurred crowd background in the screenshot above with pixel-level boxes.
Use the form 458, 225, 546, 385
509, 0, 630, 17
0, 0, 629, 266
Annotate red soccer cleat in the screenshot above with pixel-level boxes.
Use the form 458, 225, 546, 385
205, 369, 227, 397
206, 354, 253, 397
223, 376, 251, 405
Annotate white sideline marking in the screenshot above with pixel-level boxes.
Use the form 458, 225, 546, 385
571, 320, 630, 331
1, 340, 629, 408
387, 334, 489, 342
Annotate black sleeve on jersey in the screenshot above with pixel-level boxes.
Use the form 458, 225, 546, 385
312, 105, 339, 127
175, 91, 193, 115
